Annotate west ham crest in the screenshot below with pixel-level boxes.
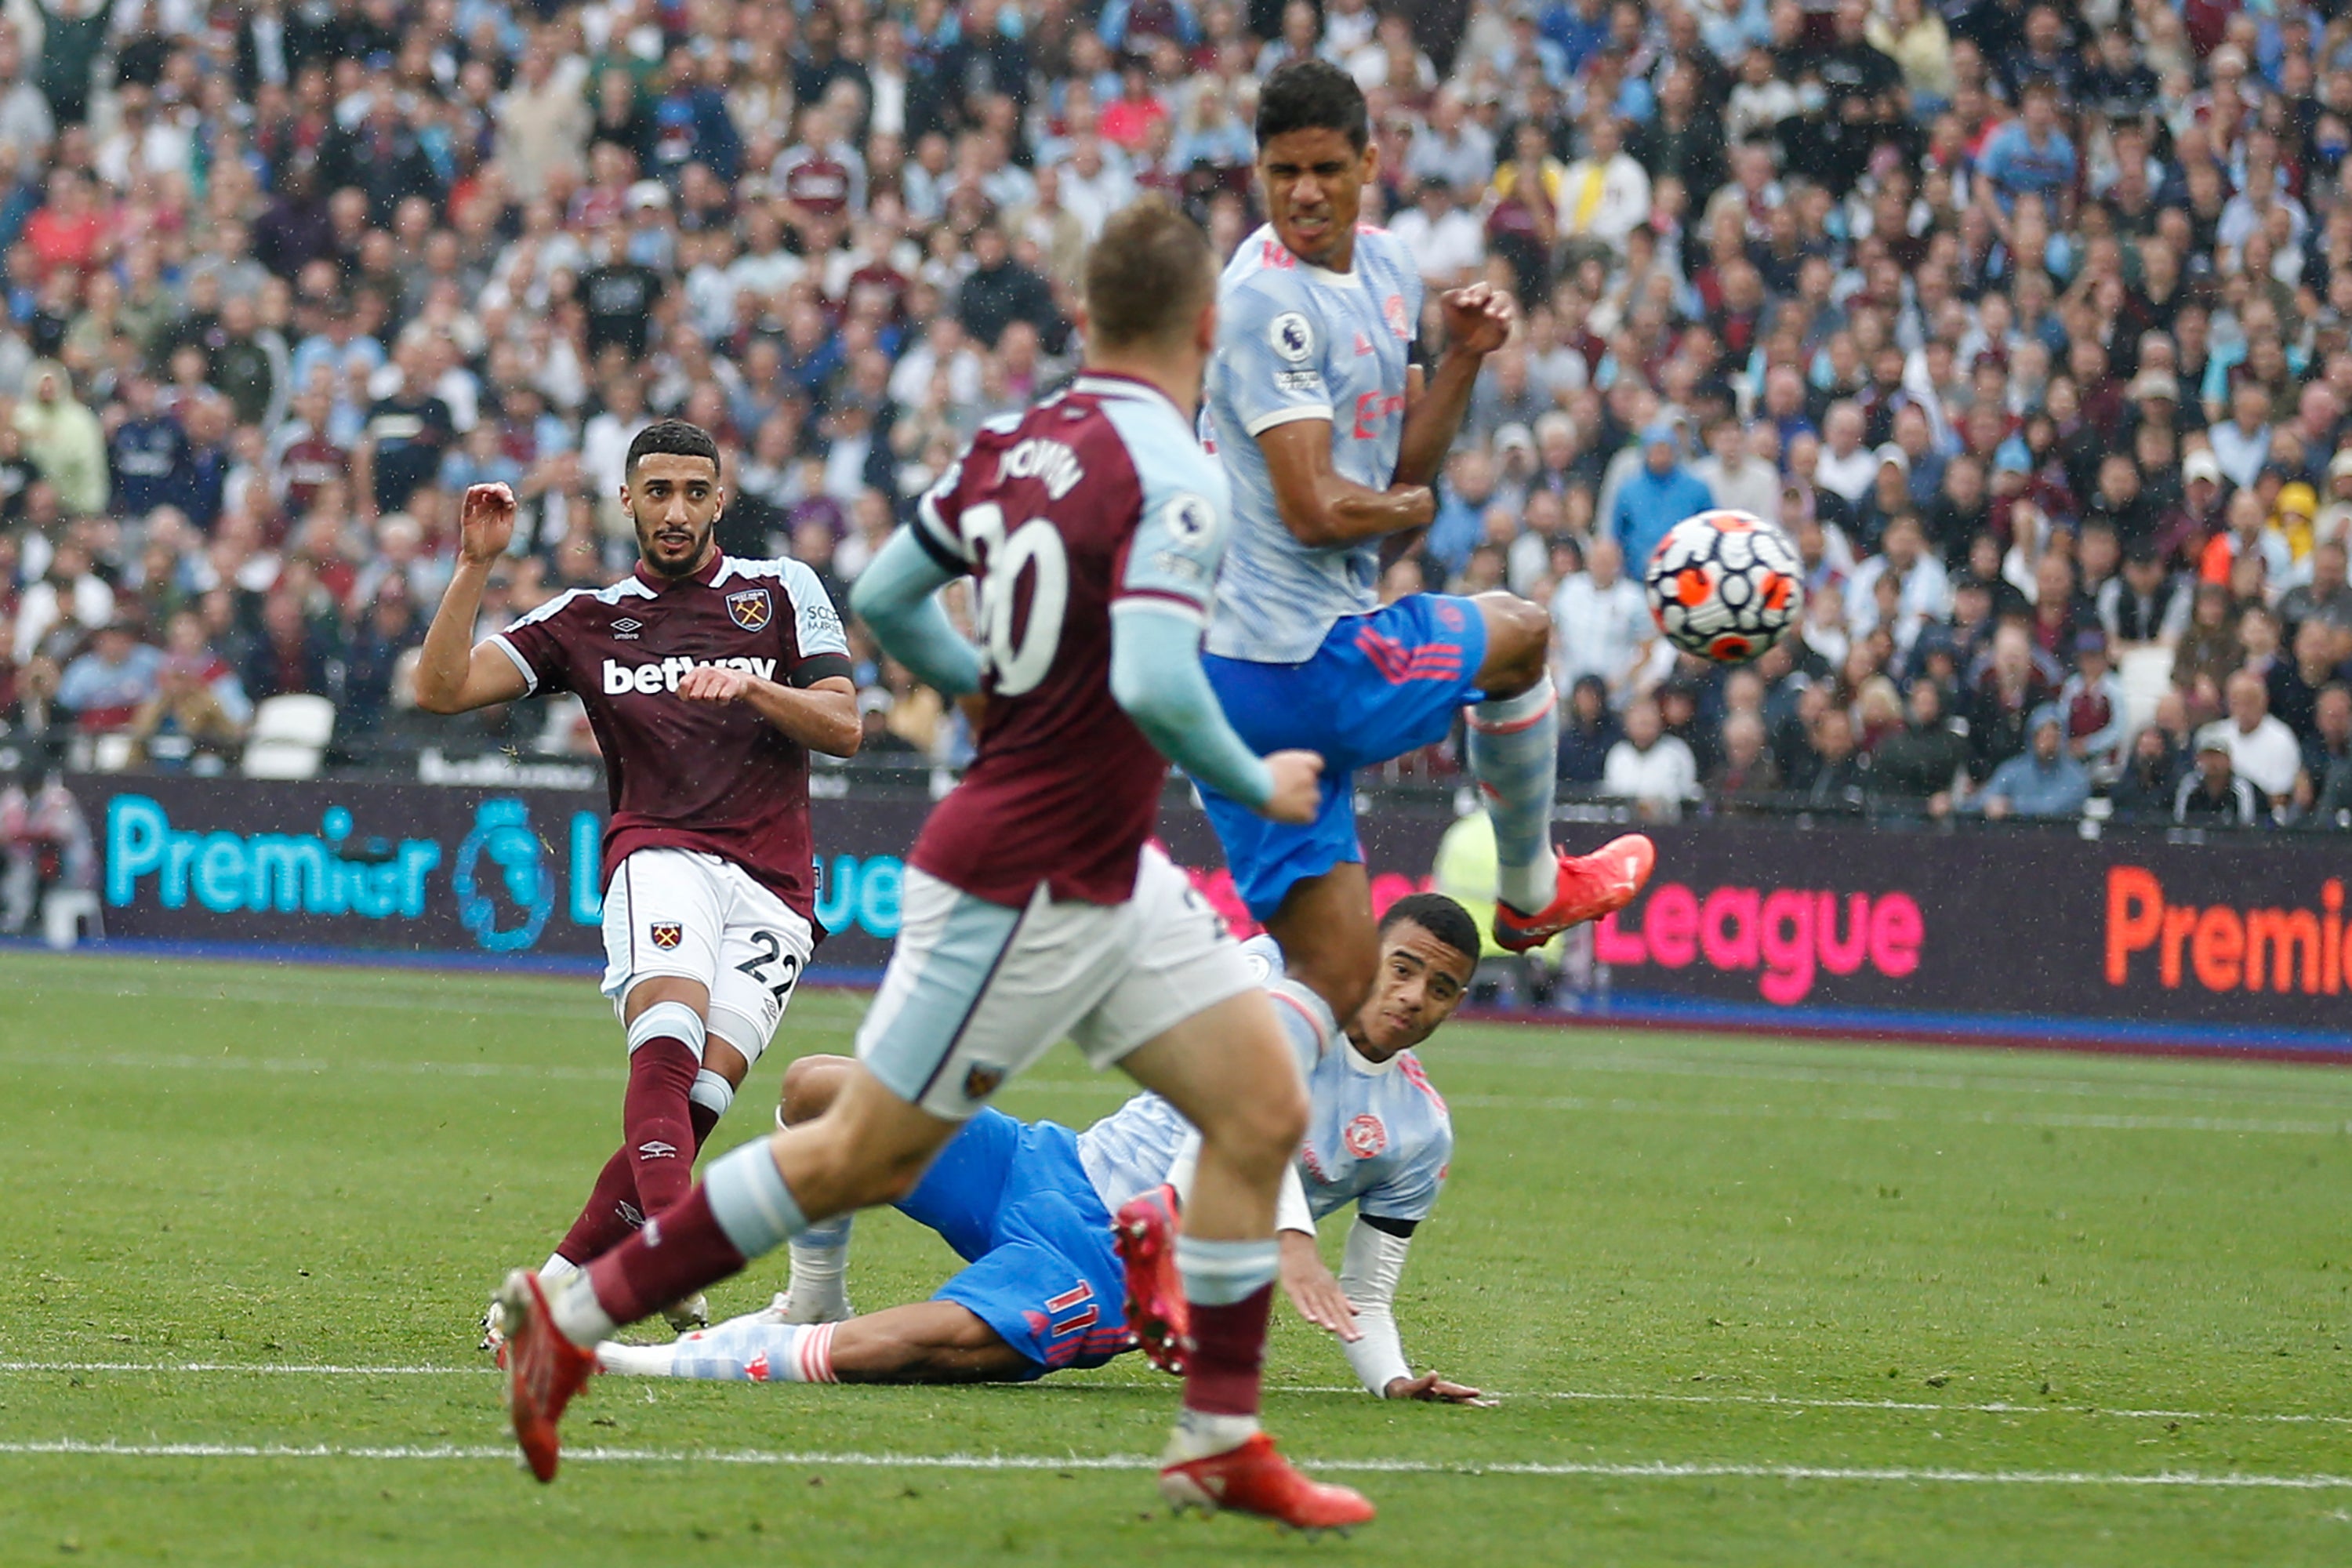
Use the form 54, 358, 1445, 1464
726, 589, 774, 631
962, 1062, 1006, 1101
650, 921, 684, 950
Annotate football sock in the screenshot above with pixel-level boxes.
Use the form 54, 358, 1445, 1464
551, 1148, 644, 1267
782, 1216, 855, 1320
1175, 1236, 1279, 1428
652, 1318, 839, 1383
688, 1069, 733, 1149
1469, 676, 1562, 913
539, 1254, 580, 1285
574, 1139, 808, 1343
622, 1001, 706, 1219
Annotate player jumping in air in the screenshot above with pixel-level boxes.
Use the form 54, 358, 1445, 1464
416, 424, 858, 1336
492, 198, 1375, 1530
1196, 60, 1655, 1076
596, 894, 1486, 1406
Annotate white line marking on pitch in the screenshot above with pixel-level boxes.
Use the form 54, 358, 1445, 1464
4, 1363, 2345, 1428
1, 1439, 2347, 1489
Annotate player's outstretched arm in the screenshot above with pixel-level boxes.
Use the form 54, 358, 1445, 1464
415, 482, 532, 714
1258, 418, 1438, 550
1337, 1214, 1489, 1405
1393, 281, 1516, 492
848, 526, 984, 698
1106, 603, 1321, 822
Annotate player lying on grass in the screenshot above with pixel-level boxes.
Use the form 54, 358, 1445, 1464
492, 198, 1374, 1529
593, 893, 1485, 1404
420, 425, 858, 1337
1197, 61, 1653, 1099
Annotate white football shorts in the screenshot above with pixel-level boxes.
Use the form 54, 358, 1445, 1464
601, 848, 815, 1062
857, 845, 1261, 1120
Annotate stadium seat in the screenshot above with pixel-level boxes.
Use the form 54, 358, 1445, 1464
241, 695, 337, 780
92, 733, 134, 772
42, 888, 101, 949
2118, 646, 2176, 736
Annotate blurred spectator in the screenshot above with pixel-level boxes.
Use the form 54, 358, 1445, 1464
1549, 537, 1651, 706
241, 590, 340, 703
1976, 706, 2089, 821
1555, 673, 1621, 786
0, 772, 93, 935
1789, 706, 1870, 814
2056, 632, 2127, 774
1610, 423, 1711, 573
2109, 724, 2187, 823
2176, 731, 2263, 826
13, 361, 107, 515
2218, 670, 2303, 811
1869, 680, 1967, 817
2099, 541, 2192, 650
1707, 710, 1780, 812
56, 619, 161, 733
2298, 684, 2352, 822
129, 656, 244, 769
1602, 695, 1697, 820
1964, 622, 2055, 783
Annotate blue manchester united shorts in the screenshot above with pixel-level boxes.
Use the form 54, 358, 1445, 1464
899, 1107, 1134, 1377
1196, 592, 1489, 920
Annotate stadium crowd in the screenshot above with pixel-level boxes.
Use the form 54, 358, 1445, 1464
0, 0, 2349, 831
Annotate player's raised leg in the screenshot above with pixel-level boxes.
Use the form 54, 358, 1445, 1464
1468, 593, 1656, 952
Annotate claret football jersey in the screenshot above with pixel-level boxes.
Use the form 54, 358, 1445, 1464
492, 553, 851, 924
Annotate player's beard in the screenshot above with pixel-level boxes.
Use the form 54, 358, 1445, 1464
638, 517, 716, 579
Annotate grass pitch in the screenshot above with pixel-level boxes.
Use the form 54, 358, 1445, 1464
5, 952, 2352, 1566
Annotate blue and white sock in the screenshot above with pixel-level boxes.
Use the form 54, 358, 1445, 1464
1469, 677, 1561, 913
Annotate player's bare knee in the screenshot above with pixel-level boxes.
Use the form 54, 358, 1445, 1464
1475, 592, 1552, 696
779, 1054, 851, 1126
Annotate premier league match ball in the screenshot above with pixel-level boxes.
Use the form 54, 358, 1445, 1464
1642, 510, 1804, 665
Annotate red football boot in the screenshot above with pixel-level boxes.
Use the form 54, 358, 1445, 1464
495, 1269, 597, 1483
1160, 1432, 1376, 1530
1493, 833, 1656, 952
1113, 1185, 1189, 1375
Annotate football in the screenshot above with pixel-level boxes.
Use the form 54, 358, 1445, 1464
1642, 509, 1805, 665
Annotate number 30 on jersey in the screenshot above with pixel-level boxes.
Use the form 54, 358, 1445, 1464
958, 502, 1068, 697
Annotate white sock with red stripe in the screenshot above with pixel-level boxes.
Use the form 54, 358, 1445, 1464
608, 1316, 840, 1382
1469, 677, 1561, 913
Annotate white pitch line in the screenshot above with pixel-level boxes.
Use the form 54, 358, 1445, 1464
4, 1363, 2347, 1428
2, 1439, 2347, 1489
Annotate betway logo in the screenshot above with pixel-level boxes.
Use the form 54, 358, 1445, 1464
602, 655, 776, 695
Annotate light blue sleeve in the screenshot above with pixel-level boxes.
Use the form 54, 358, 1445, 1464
1359, 1118, 1451, 1225
1216, 274, 1336, 439
1109, 605, 1275, 810
1105, 397, 1233, 621
847, 526, 984, 698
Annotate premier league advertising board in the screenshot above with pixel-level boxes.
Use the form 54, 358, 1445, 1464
55, 773, 2352, 1051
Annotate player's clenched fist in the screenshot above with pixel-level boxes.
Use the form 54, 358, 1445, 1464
459, 482, 517, 564
1439, 281, 1516, 358
1261, 750, 1325, 825
677, 665, 758, 704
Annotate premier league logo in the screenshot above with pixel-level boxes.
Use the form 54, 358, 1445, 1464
726, 589, 774, 631
1269, 311, 1313, 364
452, 798, 553, 953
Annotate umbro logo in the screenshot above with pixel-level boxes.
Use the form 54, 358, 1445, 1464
637, 1140, 680, 1160
613, 618, 642, 640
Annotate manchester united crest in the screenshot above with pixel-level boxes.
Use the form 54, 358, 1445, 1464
726, 588, 774, 631
1344, 1112, 1388, 1158
649, 921, 684, 950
